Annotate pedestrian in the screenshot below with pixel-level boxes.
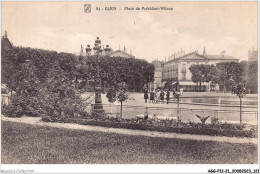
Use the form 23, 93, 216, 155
156, 89, 161, 104
144, 88, 148, 103
180, 88, 184, 95
160, 90, 165, 104
150, 89, 154, 103
154, 89, 157, 103
166, 90, 170, 104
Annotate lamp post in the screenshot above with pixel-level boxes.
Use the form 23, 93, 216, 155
92, 37, 104, 113
173, 90, 182, 122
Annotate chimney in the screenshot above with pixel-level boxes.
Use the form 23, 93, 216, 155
203, 46, 206, 56
80, 45, 83, 55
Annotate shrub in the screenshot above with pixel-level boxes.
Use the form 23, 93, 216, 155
211, 116, 219, 125
2, 94, 28, 117
47, 116, 257, 138
106, 88, 117, 103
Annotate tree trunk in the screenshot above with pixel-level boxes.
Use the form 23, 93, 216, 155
240, 98, 242, 124
120, 101, 123, 118
223, 79, 226, 93
177, 98, 180, 122
199, 81, 202, 92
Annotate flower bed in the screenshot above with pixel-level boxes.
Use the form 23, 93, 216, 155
42, 115, 257, 138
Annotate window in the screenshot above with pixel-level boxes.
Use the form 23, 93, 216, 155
182, 63, 186, 73
182, 72, 186, 80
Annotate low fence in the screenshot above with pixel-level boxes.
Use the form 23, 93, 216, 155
90, 104, 258, 125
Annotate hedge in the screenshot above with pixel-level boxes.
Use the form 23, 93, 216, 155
42, 117, 257, 138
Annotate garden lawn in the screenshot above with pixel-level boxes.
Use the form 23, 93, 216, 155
1, 121, 257, 164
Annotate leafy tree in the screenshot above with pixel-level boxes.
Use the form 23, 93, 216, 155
241, 61, 258, 94
2, 44, 154, 119
116, 88, 129, 118
2, 46, 87, 119
232, 83, 246, 124
214, 62, 243, 92
247, 61, 258, 93
189, 64, 213, 92
2, 60, 41, 117
81, 56, 155, 92
106, 88, 117, 103
2, 46, 78, 91
38, 63, 90, 121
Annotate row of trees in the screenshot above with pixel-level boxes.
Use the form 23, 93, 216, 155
2, 46, 89, 119
2, 46, 154, 119
2, 46, 78, 94
77, 55, 155, 92
189, 61, 257, 93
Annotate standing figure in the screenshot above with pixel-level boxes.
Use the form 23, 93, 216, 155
144, 88, 148, 103
154, 90, 158, 103
166, 90, 170, 104
160, 90, 165, 104
156, 89, 161, 104
150, 90, 155, 103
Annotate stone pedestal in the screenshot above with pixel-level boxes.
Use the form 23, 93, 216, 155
93, 77, 104, 113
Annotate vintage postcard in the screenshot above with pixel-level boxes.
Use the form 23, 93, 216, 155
1, 1, 258, 173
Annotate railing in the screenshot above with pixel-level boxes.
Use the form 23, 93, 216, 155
89, 104, 258, 125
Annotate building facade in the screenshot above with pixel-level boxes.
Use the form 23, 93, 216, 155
108, 46, 135, 58
162, 50, 239, 92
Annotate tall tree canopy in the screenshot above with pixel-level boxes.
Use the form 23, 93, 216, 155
2, 46, 154, 94
214, 62, 243, 92
79, 56, 155, 92
189, 64, 213, 91
240, 60, 257, 93
189, 62, 244, 92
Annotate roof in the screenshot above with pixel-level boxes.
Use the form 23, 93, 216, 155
164, 52, 239, 64
204, 55, 238, 60
109, 50, 135, 58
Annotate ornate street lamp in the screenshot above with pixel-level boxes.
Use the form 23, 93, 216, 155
92, 37, 104, 113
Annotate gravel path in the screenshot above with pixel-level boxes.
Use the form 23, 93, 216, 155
1, 115, 257, 145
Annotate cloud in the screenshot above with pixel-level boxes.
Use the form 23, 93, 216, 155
2, 1, 257, 62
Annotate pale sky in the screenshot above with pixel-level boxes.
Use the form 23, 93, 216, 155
2, 1, 258, 62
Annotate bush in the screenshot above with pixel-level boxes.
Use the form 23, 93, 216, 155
44, 116, 257, 138
211, 116, 219, 125
2, 94, 28, 117
106, 88, 116, 103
